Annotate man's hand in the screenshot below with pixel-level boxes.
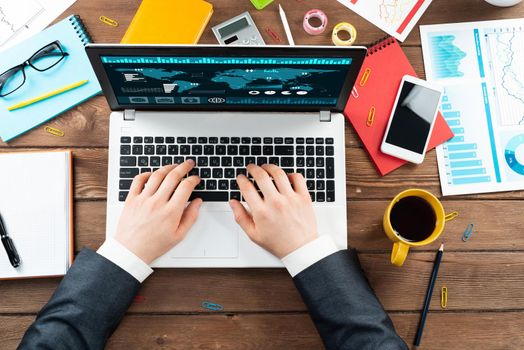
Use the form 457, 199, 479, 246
229, 164, 319, 259
114, 160, 202, 264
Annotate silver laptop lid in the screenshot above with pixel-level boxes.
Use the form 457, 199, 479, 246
86, 44, 367, 113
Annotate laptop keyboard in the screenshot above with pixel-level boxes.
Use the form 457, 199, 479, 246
118, 136, 335, 203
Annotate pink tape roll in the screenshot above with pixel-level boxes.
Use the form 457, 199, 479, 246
303, 9, 328, 35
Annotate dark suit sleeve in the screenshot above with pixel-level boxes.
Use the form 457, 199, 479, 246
293, 249, 408, 350
18, 248, 140, 350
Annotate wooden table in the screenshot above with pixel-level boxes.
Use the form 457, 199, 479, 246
1, 0, 524, 348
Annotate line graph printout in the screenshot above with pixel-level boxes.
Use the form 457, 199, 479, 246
0, 0, 43, 45
0, 0, 76, 52
337, 0, 433, 41
421, 19, 524, 195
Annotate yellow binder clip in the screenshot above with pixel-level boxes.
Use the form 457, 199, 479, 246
441, 286, 448, 309
44, 126, 65, 137
99, 16, 118, 27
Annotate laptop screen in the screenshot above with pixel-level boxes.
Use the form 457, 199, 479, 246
100, 56, 352, 107
87, 45, 367, 112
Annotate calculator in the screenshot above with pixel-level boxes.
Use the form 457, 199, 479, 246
212, 12, 266, 46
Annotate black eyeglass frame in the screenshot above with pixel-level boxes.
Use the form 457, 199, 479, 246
0, 40, 70, 97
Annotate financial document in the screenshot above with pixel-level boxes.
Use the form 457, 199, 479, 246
0, 0, 76, 52
338, 0, 433, 41
421, 19, 524, 195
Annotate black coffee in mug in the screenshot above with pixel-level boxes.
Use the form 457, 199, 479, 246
390, 196, 437, 242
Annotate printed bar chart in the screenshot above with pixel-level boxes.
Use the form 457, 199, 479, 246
440, 91, 491, 186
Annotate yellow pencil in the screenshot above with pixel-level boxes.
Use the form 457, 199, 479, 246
8, 80, 89, 111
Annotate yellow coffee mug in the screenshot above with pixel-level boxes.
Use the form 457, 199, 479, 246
383, 189, 457, 267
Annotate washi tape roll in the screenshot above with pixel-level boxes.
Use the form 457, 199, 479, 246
303, 9, 328, 35
332, 22, 357, 46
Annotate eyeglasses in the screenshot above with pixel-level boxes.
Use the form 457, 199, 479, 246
0, 41, 69, 97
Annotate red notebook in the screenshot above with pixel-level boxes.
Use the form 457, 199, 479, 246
344, 37, 453, 176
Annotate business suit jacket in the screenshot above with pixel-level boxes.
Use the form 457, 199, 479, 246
19, 248, 407, 350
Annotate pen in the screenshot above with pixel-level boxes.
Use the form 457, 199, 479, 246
7, 79, 89, 111
279, 4, 295, 46
414, 243, 444, 346
0, 213, 21, 268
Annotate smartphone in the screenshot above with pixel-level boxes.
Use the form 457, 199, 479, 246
381, 75, 443, 164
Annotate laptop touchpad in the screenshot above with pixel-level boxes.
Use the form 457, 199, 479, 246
169, 210, 239, 258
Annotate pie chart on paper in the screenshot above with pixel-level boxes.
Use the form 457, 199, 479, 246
504, 134, 524, 176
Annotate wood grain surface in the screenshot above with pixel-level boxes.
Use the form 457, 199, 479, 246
1, 0, 524, 349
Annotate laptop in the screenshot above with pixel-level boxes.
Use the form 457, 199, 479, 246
86, 44, 367, 267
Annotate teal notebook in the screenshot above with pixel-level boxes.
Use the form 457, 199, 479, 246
0, 16, 101, 142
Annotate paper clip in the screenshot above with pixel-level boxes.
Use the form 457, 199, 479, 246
352, 86, 359, 98
461, 223, 474, 242
441, 286, 448, 309
367, 107, 375, 127
44, 126, 64, 137
265, 27, 282, 43
201, 300, 224, 311
359, 68, 371, 86
99, 16, 118, 27
444, 211, 459, 222
133, 295, 147, 303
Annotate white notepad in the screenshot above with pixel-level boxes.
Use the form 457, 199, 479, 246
0, 150, 73, 279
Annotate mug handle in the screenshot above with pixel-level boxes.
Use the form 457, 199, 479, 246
391, 242, 410, 267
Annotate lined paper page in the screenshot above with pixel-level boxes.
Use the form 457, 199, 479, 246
0, 151, 71, 279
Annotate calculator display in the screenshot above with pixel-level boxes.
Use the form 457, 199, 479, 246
218, 18, 250, 38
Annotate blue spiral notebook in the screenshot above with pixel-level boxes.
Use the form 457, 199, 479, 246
0, 15, 101, 142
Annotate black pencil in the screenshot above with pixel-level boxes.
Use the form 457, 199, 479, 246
414, 243, 444, 347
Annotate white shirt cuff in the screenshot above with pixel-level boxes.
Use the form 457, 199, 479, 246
281, 235, 340, 277
97, 238, 154, 283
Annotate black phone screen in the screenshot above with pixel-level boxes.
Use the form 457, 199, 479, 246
385, 81, 441, 154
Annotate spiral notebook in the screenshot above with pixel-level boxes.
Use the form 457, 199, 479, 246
0, 15, 101, 142
344, 37, 453, 176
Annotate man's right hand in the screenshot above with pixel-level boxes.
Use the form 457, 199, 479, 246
229, 164, 319, 259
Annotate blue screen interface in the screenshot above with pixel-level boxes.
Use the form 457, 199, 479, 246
100, 56, 353, 106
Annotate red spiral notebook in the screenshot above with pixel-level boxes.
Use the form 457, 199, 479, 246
344, 37, 453, 176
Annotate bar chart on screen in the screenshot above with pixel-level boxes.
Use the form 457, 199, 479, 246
421, 19, 524, 195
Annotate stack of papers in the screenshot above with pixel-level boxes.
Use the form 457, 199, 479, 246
421, 19, 524, 195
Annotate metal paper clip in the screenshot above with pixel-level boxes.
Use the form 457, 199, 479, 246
367, 106, 375, 127
266, 27, 282, 43
352, 86, 359, 98
44, 126, 64, 137
99, 16, 118, 27
441, 286, 448, 309
461, 223, 474, 242
201, 300, 223, 311
359, 68, 371, 86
